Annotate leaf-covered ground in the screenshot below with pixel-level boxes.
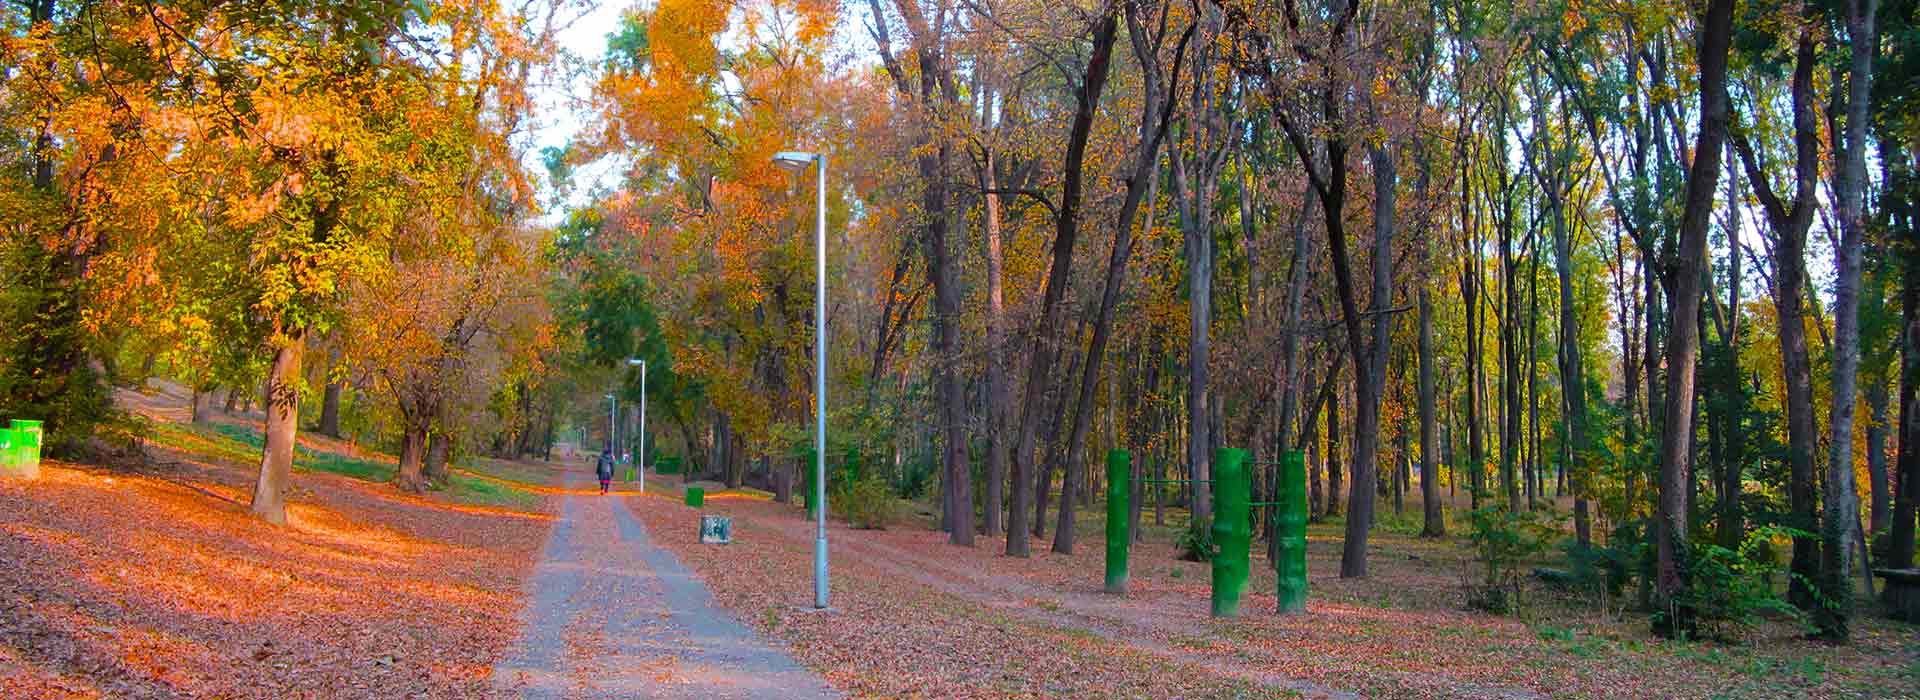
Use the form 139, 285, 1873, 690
0, 387, 557, 699
627, 485, 1920, 700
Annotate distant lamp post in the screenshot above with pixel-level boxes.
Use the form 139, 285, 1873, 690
626, 358, 646, 494
774, 149, 829, 610
603, 392, 617, 460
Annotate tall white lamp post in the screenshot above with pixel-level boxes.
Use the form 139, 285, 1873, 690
626, 358, 646, 493
604, 393, 617, 459
773, 149, 829, 610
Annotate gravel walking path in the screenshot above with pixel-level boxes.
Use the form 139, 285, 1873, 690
493, 472, 839, 699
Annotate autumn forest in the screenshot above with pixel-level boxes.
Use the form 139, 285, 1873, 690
2, 0, 1918, 697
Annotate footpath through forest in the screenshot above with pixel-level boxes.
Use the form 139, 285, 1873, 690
492, 468, 838, 700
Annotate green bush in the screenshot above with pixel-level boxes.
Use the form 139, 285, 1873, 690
1556, 536, 1637, 598
0, 240, 121, 459
1464, 505, 1562, 615
1177, 516, 1214, 562
830, 471, 899, 530
1661, 526, 1810, 638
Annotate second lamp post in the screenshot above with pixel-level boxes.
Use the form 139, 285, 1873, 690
773, 149, 829, 610
626, 357, 646, 493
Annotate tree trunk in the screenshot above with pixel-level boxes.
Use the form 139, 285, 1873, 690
318, 380, 343, 438
397, 420, 428, 493
425, 429, 451, 487
1271, 191, 1320, 555
1327, 385, 1344, 517
1814, 0, 1877, 641
1055, 3, 1182, 554
1652, 0, 1733, 638
1499, 117, 1523, 514
727, 433, 746, 489
1544, 108, 1591, 546
1334, 139, 1397, 578
1461, 149, 1486, 512
1300, 355, 1341, 520
1869, 382, 1892, 535
1002, 8, 1119, 558
980, 142, 1009, 538
1182, 160, 1216, 526
250, 330, 305, 524
1394, 427, 1408, 515
927, 148, 973, 545
1893, 229, 1919, 568
317, 343, 343, 438
1731, 32, 1823, 611
1419, 282, 1444, 537
1034, 319, 1087, 540
191, 388, 215, 425
919, 64, 974, 546
1308, 411, 1324, 519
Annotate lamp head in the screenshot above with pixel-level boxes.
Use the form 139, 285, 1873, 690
626, 358, 645, 367
772, 150, 817, 173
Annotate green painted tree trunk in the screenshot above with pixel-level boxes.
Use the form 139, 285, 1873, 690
1105, 449, 1130, 594
1276, 450, 1309, 613
1211, 448, 1250, 617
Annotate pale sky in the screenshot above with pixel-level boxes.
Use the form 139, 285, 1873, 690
526, 1, 637, 225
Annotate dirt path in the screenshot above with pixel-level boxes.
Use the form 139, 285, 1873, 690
492, 470, 838, 699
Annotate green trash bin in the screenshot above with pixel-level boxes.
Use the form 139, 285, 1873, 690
685, 487, 705, 508
10, 419, 41, 474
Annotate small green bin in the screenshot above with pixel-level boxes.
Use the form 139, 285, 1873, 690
685, 487, 705, 508
10, 419, 42, 473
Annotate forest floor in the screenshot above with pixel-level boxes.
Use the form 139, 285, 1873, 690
3, 381, 1917, 699
0, 382, 557, 699
622, 480, 1920, 700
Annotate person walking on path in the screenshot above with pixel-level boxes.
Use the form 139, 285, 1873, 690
596, 449, 614, 495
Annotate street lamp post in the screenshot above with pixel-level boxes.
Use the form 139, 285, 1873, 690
774, 149, 828, 610
627, 358, 646, 493
605, 393, 617, 460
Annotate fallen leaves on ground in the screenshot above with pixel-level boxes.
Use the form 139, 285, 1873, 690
0, 456, 553, 699
628, 489, 1920, 700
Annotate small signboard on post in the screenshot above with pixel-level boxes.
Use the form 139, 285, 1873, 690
699, 515, 733, 544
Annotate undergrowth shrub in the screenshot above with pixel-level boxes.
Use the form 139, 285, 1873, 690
831, 472, 900, 530
1177, 516, 1214, 562
1464, 505, 1561, 615
1555, 536, 1637, 599
1660, 526, 1811, 638
0, 240, 121, 458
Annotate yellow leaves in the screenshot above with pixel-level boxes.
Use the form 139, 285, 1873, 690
653, 0, 730, 76
1562, 0, 1590, 40
254, 93, 324, 149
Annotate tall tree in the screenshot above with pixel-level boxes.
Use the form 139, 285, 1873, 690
1527, 67, 1588, 545
1173, 3, 1232, 523
1652, 0, 1734, 638
1730, 27, 1822, 609
1054, 0, 1191, 554
1002, 4, 1122, 557
1814, 0, 1879, 642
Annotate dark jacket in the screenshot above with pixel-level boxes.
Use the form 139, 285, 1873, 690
595, 454, 614, 480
